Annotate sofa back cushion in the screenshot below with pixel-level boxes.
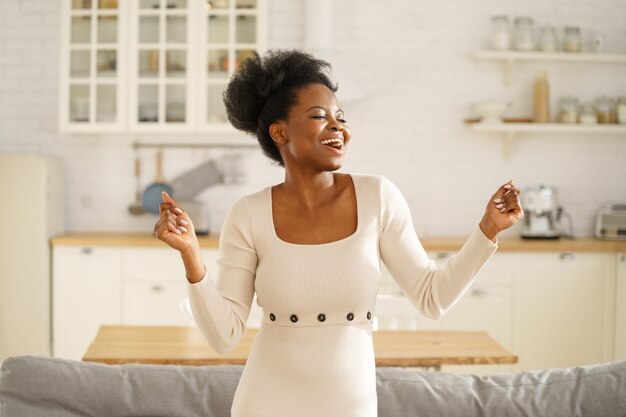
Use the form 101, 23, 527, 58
1, 356, 625, 417
0, 356, 240, 417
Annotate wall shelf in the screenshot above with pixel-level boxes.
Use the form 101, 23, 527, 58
472, 50, 626, 64
471, 50, 626, 86
468, 122, 626, 158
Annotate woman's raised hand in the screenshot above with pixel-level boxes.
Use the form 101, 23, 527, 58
480, 180, 524, 241
153, 191, 198, 253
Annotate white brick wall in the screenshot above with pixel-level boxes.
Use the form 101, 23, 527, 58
0, 0, 625, 237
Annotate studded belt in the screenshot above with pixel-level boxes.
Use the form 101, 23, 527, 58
262, 309, 374, 327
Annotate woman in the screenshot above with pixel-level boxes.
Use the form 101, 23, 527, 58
153, 50, 523, 417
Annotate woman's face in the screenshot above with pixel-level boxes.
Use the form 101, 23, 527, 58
271, 83, 351, 172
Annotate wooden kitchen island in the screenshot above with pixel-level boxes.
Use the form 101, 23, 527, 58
83, 325, 518, 370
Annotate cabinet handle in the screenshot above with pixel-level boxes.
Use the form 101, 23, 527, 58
437, 252, 452, 260
81, 247, 93, 255
471, 288, 488, 297
151, 285, 164, 292
559, 253, 575, 262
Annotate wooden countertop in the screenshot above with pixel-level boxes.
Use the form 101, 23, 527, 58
51, 232, 626, 252
82, 325, 518, 368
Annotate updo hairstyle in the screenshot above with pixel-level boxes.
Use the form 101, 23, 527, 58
223, 49, 338, 166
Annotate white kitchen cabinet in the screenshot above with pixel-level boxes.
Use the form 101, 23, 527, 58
121, 246, 193, 325
122, 281, 190, 325
379, 251, 515, 375
59, 0, 128, 132
615, 253, 626, 360
53, 244, 221, 359
514, 252, 615, 371
53, 246, 121, 360
436, 253, 515, 375
120, 247, 223, 323
60, 0, 266, 133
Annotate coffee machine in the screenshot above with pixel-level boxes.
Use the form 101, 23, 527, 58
521, 185, 563, 239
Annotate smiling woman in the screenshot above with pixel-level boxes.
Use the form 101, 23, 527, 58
152, 49, 524, 417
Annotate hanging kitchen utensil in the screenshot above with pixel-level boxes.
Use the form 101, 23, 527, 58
142, 149, 173, 215
128, 152, 146, 215
170, 159, 223, 201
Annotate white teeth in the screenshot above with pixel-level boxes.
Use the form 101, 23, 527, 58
321, 138, 343, 147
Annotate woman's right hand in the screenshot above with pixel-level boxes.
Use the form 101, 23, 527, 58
153, 191, 198, 254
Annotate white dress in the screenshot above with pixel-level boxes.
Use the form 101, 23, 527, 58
187, 174, 498, 417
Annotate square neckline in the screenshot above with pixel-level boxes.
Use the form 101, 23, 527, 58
267, 173, 361, 247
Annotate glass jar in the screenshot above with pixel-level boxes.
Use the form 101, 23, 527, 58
490, 15, 511, 50
539, 26, 557, 52
559, 96, 580, 123
564, 26, 581, 53
579, 103, 598, 124
513, 17, 536, 51
618, 96, 626, 124
596, 96, 617, 124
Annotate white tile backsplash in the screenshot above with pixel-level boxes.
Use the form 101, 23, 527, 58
0, 0, 625, 238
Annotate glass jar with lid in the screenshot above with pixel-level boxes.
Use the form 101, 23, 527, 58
596, 96, 617, 123
579, 103, 597, 124
539, 26, 557, 52
559, 96, 580, 123
617, 96, 626, 124
564, 26, 581, 52
490, 15, 511, 50
513, 17, 536, 51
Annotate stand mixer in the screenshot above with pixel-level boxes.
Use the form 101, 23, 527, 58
521, 185, 565, 239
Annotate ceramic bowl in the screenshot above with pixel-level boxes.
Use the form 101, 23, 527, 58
474, 101, 510, 123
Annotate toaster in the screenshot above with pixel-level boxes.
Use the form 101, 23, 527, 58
595, 205, 626, 240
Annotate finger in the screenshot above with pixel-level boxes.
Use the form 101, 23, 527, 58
162, 191, 184, 214
502, 189, 520, 205
168, 220, 182, 235
499, 192, 523, 213
159, 202, 174, 214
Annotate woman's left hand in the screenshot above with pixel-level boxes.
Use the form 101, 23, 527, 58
479, 180, 524, 242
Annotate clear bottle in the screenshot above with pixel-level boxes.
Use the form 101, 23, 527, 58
559, 96, 580, 123
596, 96, 617, 124
579, 103, 598, 124
539, 26, 557, 52
564, 26, 582, 52
490, 15, 511, 50
513, 17, 536, 51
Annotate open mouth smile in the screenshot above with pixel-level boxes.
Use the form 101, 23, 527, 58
320, 137, 344, 150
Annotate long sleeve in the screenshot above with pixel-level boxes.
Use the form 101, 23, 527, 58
186, 196, 257, 354
378, 177, 497, 319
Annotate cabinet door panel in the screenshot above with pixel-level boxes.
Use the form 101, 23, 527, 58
122, 247, 186, 281
615, 253, 626, 360
122, 281, 191, 325
515, 253, 615, 371
53, 246, 121, 360
441, 285, 514, 375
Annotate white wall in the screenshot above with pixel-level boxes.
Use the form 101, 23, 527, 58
1, 0, 625, 237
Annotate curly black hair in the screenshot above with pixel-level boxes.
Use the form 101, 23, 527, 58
223, 49, 338, 166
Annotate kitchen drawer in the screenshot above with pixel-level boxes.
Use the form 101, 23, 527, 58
122, 281, 191, 326
121, 247, 186, 281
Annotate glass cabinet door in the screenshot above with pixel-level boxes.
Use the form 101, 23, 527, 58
204, 0, 265, 128
63, 0, 125, 130
132, 0, 192, 130
61, 0, 265, 132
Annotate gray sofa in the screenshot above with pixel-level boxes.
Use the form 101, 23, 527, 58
1, 356, 625, 417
